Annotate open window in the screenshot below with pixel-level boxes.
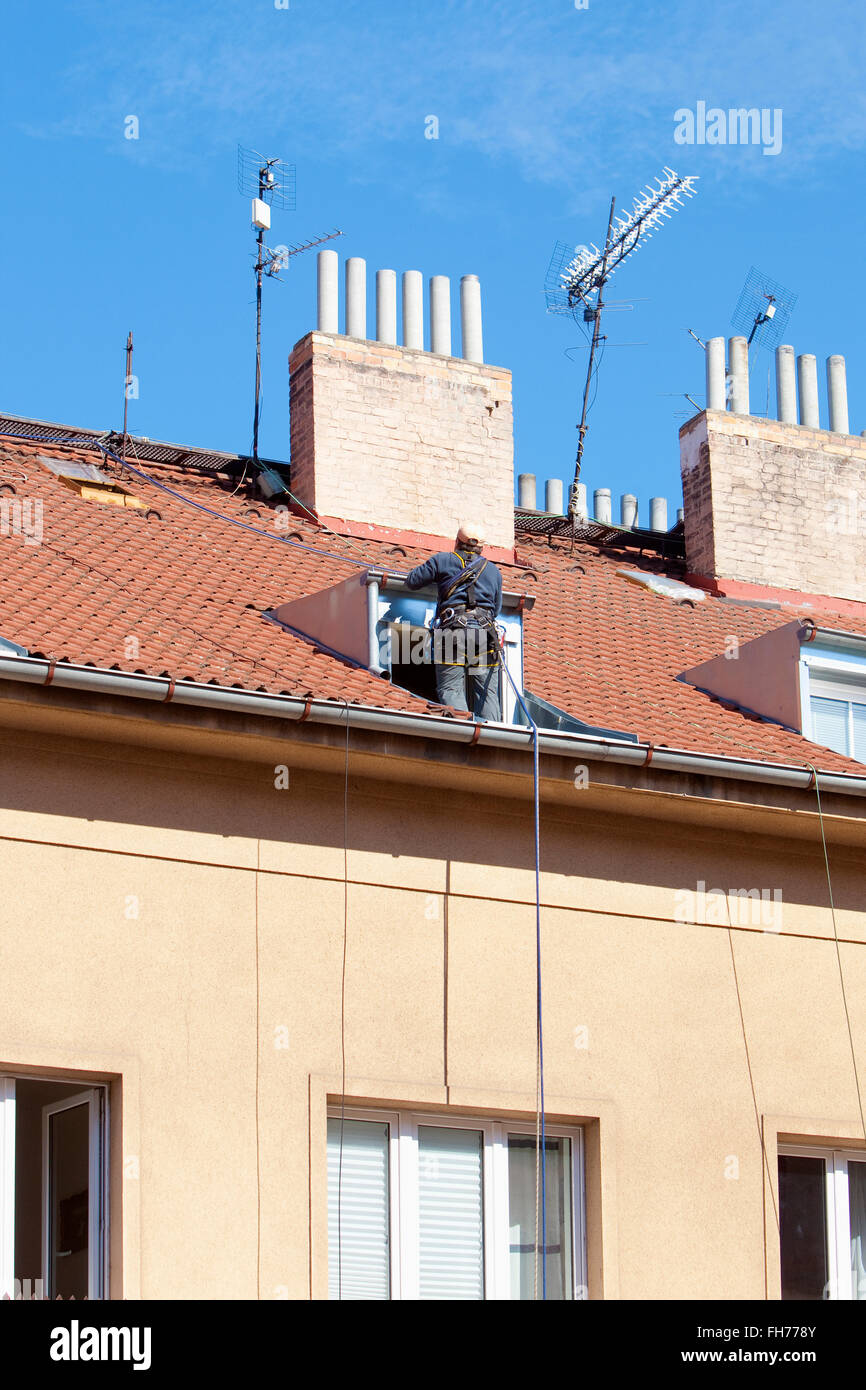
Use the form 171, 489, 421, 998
374, 583, 526, 721
269, 570, 531, 724
0, 1076, 108, 1300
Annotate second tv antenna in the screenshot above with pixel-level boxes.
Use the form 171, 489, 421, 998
546, 166, 698, 521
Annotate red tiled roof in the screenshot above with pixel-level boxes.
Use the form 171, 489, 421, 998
1, 431, 864, 776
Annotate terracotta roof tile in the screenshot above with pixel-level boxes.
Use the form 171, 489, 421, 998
1, 436, 864, 774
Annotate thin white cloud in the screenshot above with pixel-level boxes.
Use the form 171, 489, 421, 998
17, 0, 866, 196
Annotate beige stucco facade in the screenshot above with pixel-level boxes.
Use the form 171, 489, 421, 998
1, 682, 865, 1300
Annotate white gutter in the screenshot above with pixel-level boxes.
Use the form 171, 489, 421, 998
1, 655, 865, 797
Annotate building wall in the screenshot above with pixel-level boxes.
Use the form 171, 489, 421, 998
1, 725, 865, 1299
289, 332, 515, 551
680, 409, 866, 602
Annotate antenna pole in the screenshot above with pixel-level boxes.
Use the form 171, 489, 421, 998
569, 196, 616, 520
122, 331, 133, 462
252, 166, 267, 465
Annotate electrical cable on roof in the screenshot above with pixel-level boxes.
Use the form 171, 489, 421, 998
124, 433, 378, 570
0, 429, 375, 572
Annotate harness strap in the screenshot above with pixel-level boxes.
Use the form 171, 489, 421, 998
440, 555, 489, 606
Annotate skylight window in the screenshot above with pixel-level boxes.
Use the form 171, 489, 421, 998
38, 455, 145, 510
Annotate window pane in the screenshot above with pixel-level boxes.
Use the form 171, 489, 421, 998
810, 696, 849, 756
508, 1135, 573, 1300
852, 704, 866, 765
779, 1155, 828, 1299
849, 1160, 866, 1301
417, 1126, 484, 1299
327, 1118, 390, 1300
48, 1104, 90, 1301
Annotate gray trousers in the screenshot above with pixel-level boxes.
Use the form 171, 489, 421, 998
432, 625, 501, 721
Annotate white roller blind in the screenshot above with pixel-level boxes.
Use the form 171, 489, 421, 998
327, 1118, 390, 1300
849, 1159, 866, 1301
810, 695, 849, 756
852, 704, 866, 765
417, 1126, 484, 1299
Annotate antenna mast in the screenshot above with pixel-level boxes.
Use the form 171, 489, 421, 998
237, 145, 296, 464
237, 145, 343, 465
121, 331, 133, 463
545, 166, 699, 522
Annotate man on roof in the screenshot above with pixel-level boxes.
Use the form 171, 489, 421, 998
405, 521, 503, 721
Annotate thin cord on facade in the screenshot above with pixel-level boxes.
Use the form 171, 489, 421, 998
255, 842, 262, 1298
724, 901, 781, 1267
811, 766, 866, 1142
492, 638, 547, 1299
337, 705, 351, 1298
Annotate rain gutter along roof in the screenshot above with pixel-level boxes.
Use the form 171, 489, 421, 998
1, 655, 864, 798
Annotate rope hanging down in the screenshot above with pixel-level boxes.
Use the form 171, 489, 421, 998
487, 623, 548, 1300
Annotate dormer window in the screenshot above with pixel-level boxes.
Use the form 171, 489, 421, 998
268, 568, 637, 738
681, 620, 866, 766
269, 569, 532, 725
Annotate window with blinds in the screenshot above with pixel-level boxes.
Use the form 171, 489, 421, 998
327, 1117, 391, 1300
326, 1109, 585, 1300
808, 675, 866, 763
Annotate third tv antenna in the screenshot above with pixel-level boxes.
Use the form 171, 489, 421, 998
730, 265, 798, 350
545, 165, 698, 521
237, 143, 342, 463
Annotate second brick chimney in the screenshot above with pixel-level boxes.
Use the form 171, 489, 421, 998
680, 409, 866, 608
288, 332, 514, 555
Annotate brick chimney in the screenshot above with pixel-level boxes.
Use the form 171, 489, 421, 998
289, 333, 514, 554
287, 256, 514, 556
680, 409, 866, 608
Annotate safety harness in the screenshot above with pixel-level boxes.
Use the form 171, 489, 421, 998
436, 552, 490, 624
431, 551, 504, 671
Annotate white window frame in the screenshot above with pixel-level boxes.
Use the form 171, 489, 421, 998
0, 1079, 15, 1300
376, 593, 525, 726
799, 650, 866, 756
327, 1105, 586, 1300
42, 1089, 108, 1301
0, 1076, 109, 1301
779, 1144, 866, 1300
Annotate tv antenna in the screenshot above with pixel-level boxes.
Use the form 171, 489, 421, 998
236, 143, 342, 463
730, 265, 797, 351
545, 166, 698, 520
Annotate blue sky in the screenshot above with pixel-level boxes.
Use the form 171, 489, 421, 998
2, 0, 865, 517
